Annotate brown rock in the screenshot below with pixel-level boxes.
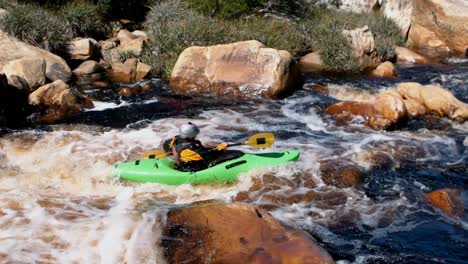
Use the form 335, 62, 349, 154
2, 58, 46, 91
395, 46, 430, 64
170, 40, 303, 99
320, 159, 363, 187
73, 60, 104, 76
163, 202, 334, 264
68, 38, 100, 60
309, 83, 329, 95
372, 90, 407, 123
28, 80, 93, 123
0, 30, 71, 82
118, 85, 141, 97
370, 61, 398, 78
107, 59, 151, 84
135, 61, 151, 80
408, 0, 468, 57
424, 189, 464, 216
101, 48, 122, 64
397, 82, 468, 122
98, 38, 118, 50
380, 0, 413, 37
403, 98, 426, 116
325, 101, 391, 130
117, 29, 139, 44
299, 52, 323, 72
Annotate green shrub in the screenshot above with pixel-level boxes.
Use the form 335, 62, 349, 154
143, 0, 309, 77
59, 0, 109, 38
0, 3, 71, 53
187, 0, 265, 19
302, 8, 404, 73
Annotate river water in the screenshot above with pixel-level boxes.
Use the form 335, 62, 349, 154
0, 60, 467, 263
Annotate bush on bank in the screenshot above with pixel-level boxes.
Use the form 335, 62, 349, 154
0, 0, 110, 54
142, 0, 308, 77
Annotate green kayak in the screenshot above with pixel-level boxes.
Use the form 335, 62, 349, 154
112, 150, 300, 185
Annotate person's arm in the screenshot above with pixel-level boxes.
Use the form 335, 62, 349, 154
196, 142, 227, 160
162, 138, 173, 152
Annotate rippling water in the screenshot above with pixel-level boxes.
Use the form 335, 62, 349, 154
0, 61, 467, 263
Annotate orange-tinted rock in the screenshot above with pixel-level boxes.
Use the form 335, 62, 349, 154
370, 61, 398, 78
320, 159, 363, 187
170, 40, 303, 99
310, 83, 329, 95
403, 98, 426, 117
395, 46, 431, 64
373, 90, 407, 123
299, 52, 323, 72
397, 82, 468, 122
325, 101, 391, 130
164, 202, 334, 264
408, 0, 468, 58
28, 80, 93, 123
118, 85, 141, 97
424, 189, 464, 216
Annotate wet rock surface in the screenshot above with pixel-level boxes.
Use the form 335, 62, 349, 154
163, 201, 335, 264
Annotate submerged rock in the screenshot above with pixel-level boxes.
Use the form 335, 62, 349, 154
0, 30, 71, 82
163, 201, 334, 264
324, 100, 397, 130
408, 0, 468, 58
28, 80, 93, 123
319, 159, 363, 187
170, 40, 303, 99
424, 189, 464, 217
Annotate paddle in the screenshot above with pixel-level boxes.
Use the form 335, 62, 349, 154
142, 132, 275, 159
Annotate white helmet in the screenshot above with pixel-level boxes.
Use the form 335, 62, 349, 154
179, 122, 200, 139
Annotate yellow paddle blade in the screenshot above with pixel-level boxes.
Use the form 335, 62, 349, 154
142, 149, 168, 159
244, 132, 275, 148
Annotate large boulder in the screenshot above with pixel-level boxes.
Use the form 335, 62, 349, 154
379, 0, 413, 38
28, 80, 93, 123
170, 40, 303, 99
0, 30, 71, 82
0, 73, 30, 127
397, 82, 468, 122
407, 0, 468, 57
163, 202, 334, 264
1, 58, 46, 91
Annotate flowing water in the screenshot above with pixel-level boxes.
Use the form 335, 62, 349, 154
0, 61, 467, 263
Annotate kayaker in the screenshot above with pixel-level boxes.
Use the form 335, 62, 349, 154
163, 122, 227, 172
